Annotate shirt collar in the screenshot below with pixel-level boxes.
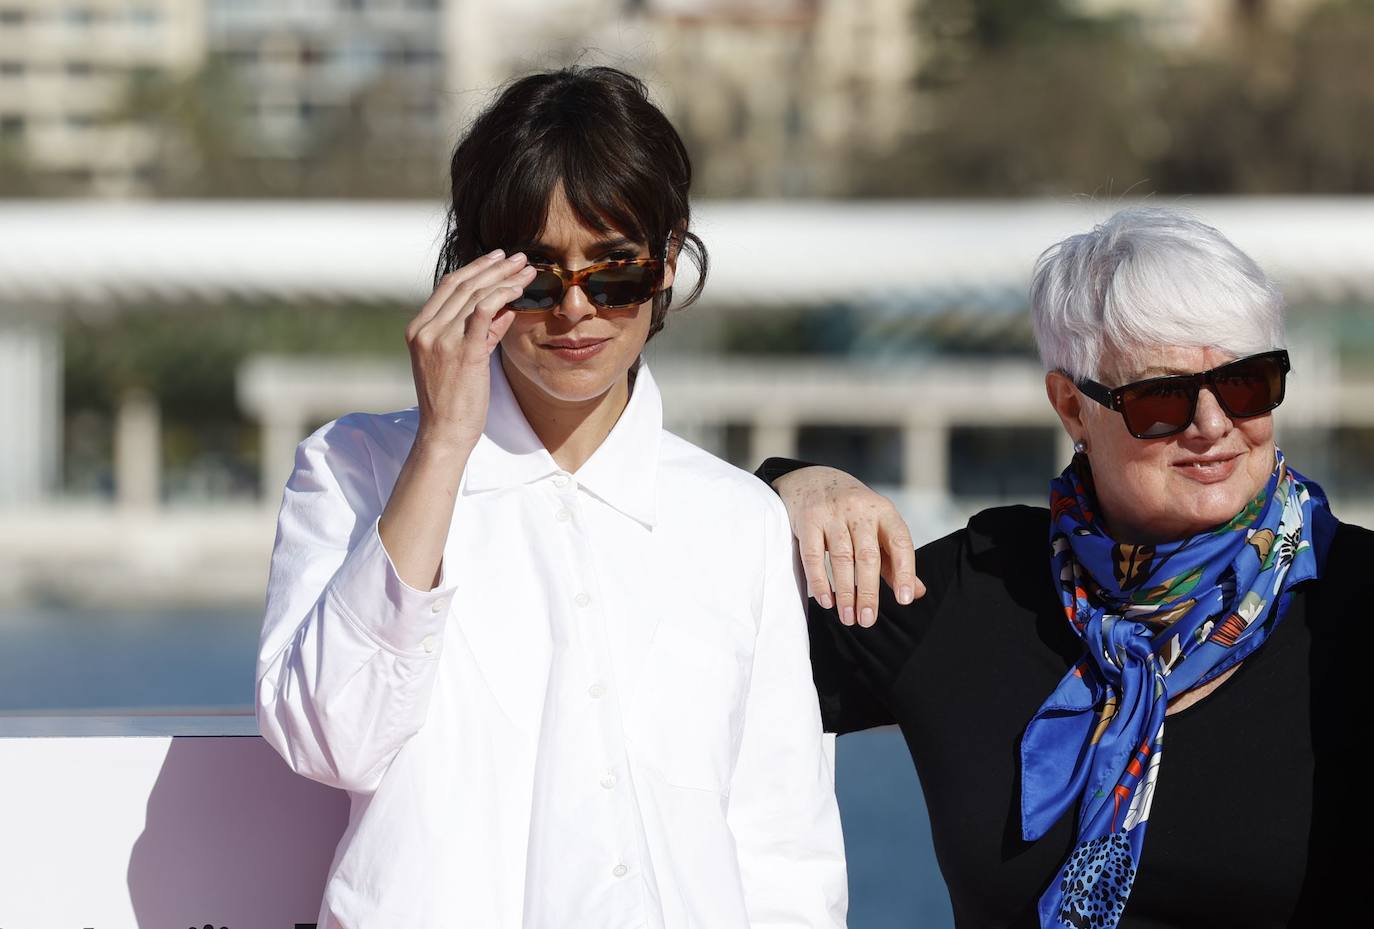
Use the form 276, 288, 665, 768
462, 350, 661, 528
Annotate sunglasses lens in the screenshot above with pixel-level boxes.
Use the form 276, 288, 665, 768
584, 263, 658, 308
508, 268, 563, 310
1214, 356, 1285, 416
1121, 381, 1195, 438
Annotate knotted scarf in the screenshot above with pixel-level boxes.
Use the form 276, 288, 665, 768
1022, 449, 1328, 928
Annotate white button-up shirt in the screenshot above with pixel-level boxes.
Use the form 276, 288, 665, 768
256, 352, 848, 929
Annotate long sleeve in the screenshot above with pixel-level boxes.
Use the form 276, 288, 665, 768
255, 415, 458, 794
726, 495, 849, 929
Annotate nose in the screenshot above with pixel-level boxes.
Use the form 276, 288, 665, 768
1184, 385, 1232, 442
552, 281, 597, 324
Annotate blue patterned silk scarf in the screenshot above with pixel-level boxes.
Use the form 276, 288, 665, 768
1022, 449, 1327, 929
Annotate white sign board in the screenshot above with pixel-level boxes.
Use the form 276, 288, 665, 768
0, 723, 348, 929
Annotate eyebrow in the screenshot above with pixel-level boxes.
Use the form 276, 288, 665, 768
519, 235, 641, 255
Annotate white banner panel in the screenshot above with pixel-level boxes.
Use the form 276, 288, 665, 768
0, 729, 348, 929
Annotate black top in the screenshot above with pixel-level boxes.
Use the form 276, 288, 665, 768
756, 459, 1366, 928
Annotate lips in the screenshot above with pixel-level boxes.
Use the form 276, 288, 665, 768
541, 336, 612, 361
1172, 452, 1243, 484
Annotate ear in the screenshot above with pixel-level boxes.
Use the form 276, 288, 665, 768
1046, 370, 1088, 447
661, 225, 686, 291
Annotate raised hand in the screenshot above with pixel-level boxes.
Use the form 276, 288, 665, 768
405, 249, 538, 454
377, 249, 535, 591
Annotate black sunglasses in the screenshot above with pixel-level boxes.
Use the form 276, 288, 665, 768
1074, 349, 1291, 440
507, 257, 664, 312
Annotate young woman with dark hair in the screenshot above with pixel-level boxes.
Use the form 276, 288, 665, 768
255, 66, 846, 929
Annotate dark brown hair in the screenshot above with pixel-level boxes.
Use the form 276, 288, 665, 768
433, 66, 707, 343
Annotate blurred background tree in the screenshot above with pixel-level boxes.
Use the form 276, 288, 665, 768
96, 54, 445, 199
854, 0, 1374, 197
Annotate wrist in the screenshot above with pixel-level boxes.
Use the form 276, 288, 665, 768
411, 428, 477, 463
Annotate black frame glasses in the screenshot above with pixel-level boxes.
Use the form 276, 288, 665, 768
506, 257, 665, 312
1075, 349, 1291, 439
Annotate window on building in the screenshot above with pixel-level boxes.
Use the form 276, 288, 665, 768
0, 113, 25, 137
65, 60, 95, 77
57, 167, 94, 184
721, 422, 752, 470
0, 60, 24, 76
0, 9, 27, 26
798, 424, 904, 488
64, 7, 97, 27
1328, 427, 1374, 500
948, 426, 1058, 500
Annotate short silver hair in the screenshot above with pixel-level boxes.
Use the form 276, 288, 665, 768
1029, 206, 1286, 381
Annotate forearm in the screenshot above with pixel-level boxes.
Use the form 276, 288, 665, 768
257, 425, 457, 793
256, 526, 449, 793
378, 433, 473, 590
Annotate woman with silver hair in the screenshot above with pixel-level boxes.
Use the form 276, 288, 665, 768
758, 205, 1363, 926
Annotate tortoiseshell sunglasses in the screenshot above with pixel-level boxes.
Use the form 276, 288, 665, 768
506, 257, 665, 312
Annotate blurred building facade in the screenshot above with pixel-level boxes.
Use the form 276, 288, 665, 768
1, 0, 923, 198
206, 0, 448, 162
0, 0, 206, 196
3, 197, 1374, 607
643, 0, 921, 196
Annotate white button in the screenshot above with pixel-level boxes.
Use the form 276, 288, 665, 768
574, 592, 591, 608
600, 773, 617, 790
553, 474, 570, 489
556, 508, 572, 522
612, 863, 628, 878
431, 599, 447, 614
588, 682, 606, 699
421, 635, 437, 654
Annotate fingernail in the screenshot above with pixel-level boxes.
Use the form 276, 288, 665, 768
841, 606, 854, 625
860, 607, 874, 627
820, 592, 834, 609
505, 252, 526, 263
898, 585, 913, 605
486, 248, 504, 259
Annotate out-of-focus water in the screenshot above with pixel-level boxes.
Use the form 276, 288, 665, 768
0, 606, 955, 929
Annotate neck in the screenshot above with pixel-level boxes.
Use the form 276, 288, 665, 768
499, 351, 631, 473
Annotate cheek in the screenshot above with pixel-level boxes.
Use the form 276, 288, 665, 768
1240, 416, 1274, 448
497, 316, 544, 354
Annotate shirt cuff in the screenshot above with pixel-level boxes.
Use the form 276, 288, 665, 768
753, 457, 822, 490
325, 515, 457, 657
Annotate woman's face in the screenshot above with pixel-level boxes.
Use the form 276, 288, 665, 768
1048, 344, 1278, 543
498, 184, 672, 407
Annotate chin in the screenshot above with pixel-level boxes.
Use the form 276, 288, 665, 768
532, 362, 626, 403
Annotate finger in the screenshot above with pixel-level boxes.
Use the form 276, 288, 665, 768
851, 518, 882, 628
796, 523, 834, 610
483, 308, 518, 352
825, 521, 856, 626
459, 281, 528, 356
409, 249, 506, 332
417, 253, 530, 336
877, 510, 924, 604
426, 270, 533, 358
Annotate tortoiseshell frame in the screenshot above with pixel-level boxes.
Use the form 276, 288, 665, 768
509, 257, 665, 311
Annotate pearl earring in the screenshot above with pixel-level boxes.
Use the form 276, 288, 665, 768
1073, 440, 1088, 455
